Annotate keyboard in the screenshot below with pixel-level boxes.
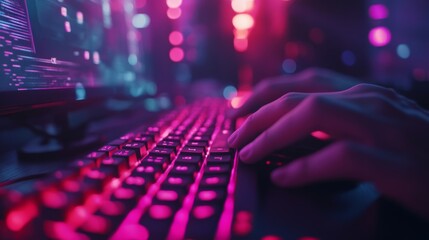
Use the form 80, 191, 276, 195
1, 99, 237, 239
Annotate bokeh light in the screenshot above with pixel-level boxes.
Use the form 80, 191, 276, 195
368, 27, 391, 47
132, 14, 150, 28
167, 0, 182, 9
282, 59, 297, 74
396, 44, 410, 59
231, 0, 254, 13
169, 47, 184, 62
167, 8, 182, 20
369, 4, 389, 20
232, 14, 254, 30
223, 85, 238, 99
169, 31, 184, 46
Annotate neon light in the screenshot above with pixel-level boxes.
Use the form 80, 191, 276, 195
232, 14, 254, 30
169, 31, 184, 46
369, 4, 389, 20
368, 27, 391, 47
170, 47, 185, 62
166, 0, 183, 8
167, 8, 182, 20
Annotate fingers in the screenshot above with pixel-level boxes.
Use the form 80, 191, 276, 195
229, 76, 295, 119
270, 141, 392, 187
237, 94, 370, 163
228, 92, 307, 148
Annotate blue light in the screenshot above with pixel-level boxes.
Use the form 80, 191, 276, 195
341, 50, 356, 66
223, 85, 237, 100
397, 44, 410, 59
158, 96, 171, 109
282, 59, 297, 74
132, 14, 150, 29
128, 54, 138, 66
144, 98, 159, 112
75, 83, 86, 101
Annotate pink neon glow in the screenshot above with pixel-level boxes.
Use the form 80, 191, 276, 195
76, 11, 84, 24
84, 51, 90, 60
234, 38, 248, 52
66, 206, 88, 228
167, 8, 182, 20
198, 190, 217, 201
61, 7, 67, 17
369, 4, 389, 20
261, 235, 283, 240
81, 215, 109, 234
170, 47, 185, 62
100, 201, 124, 216
193, 206, 215, 219
166, 0, 182, 8
231, 0, 254, 13
169, 31, 184, 46
232, 14, 254, 30
168, 177, 183, 184
233, 221, 252, 236
87, 170, 105, 179
41, 189, 67, 208
6, 201, 38, 231
93, 51, 100, 64
115, 188, 135, 199
311, 130, 331, 140
156, 190, 178, 201
175, 165, 188, 171
149, 205, 172, 219
64, 21, 71, 32
369, 27, 391, 47
205, 177, 220, 184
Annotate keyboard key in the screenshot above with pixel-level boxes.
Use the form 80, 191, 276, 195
170, 164, 198, 177
200, 175, 229, 188
195, 189, 226, 204
123, 142, 147, 158
191, 135, 211, 142
141, 155, 169, 170
204, 164, 231, 175
165, 135, 183, 144
157, 140, 181, 153
162, 175, 193, 193
150, 147, 176, 161
181, 146, 205, 157
175, 154, 202, 166
207, 154, 232, 165
133, 136, 154, 149
186, 141, 208, 150
100, 158, 129, 177
112, 149, 138, 166
140, 205, 175, 239
98, 145, 119, 157
210, 147, 232, 155
86, 151, 106, 164
109, 139, 129, 149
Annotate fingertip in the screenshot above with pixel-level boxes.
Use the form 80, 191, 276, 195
239, 146, 254, 163
271, 168, 290, 187
227, 131, 238, 147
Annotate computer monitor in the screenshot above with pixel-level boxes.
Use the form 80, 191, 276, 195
0, 0, 156, 115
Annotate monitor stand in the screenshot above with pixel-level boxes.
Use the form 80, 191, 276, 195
18, 113, 103, 161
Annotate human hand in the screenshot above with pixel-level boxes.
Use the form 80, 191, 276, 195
229, 68, 360, 119
229, 83, 429, 220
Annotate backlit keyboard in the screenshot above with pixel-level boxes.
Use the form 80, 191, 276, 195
1, 99, 237, 239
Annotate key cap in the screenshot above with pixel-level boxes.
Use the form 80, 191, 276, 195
200, 175, 229, 188
133, 136, 154, 149
109, 139, 129, 149
204, 164, 231, 175
150, 147, 176, 161
112, 149, 138, 166
210, 147, 232, 155
195, 189, 226, 204
185, 205, 221, 239
98, 145, 119, 157
207, 154, 232, 165
186, 141, 208, 151
190, 135, 211, 142
162, 175, 193, 193
181, 146, 205, 157
140, 204, 175, 239
157, 141, 181, 153
170, 164, 198, 178
141, 155, 169, 170
165, 135, 183, 144
123, 142, 147, 159
175, 154, 202, 166
86, 151, 106, 164
100, 158, 129, 177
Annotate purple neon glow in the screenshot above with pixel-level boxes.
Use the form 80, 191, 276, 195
369, 27, 391, 47
369, 4, 389, 20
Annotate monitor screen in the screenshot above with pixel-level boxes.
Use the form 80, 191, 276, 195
0, 0, 154, 114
